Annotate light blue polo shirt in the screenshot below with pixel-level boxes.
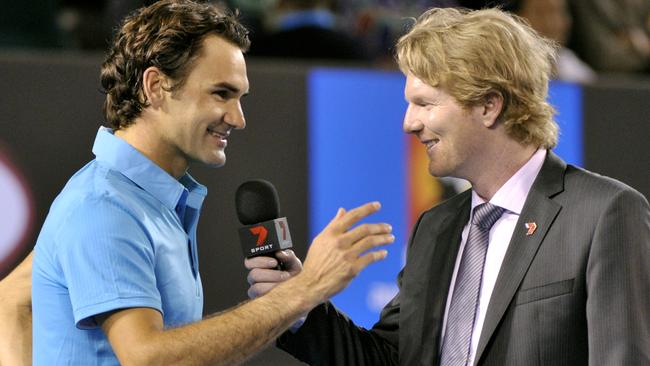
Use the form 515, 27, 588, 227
32, 126, 206, 365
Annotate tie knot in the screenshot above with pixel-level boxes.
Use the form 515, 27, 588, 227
471, 203, 504, 229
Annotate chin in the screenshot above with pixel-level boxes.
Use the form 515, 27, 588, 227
205, 161, 226, 169
205, 158, 226, 168
428, 163, 457, 179
427, 164, 446, 178
196, 152, 226, 168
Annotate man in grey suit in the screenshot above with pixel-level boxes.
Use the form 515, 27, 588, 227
245, 7, 650, 365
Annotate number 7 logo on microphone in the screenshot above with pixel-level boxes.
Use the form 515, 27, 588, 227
249, 226, 268, 246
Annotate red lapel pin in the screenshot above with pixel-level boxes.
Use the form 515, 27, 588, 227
525, 222, 537, 236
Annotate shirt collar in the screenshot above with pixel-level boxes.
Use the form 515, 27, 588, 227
471, 149, 547, 214
92, 126, 207, 211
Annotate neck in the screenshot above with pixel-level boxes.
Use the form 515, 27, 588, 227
114, 119, 187, 179
469, 138, 539, 201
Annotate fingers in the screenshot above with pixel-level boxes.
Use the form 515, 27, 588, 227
336, 202, 381, 231
244, 256, 278, 270
295, 200, 393, 304
335, 207, 346, 218
275, 250, 303, 274
246, 267, 292, 299
247, 268, 290, 285
343, 223, 392, 246
354, 250, 389, 272
322, 207, 346, 231
348, 233, 395, 258
246, 252, 301, 300
324, 202, 381, 233
247, 283, 278, 299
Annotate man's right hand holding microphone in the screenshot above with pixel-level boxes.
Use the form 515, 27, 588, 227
245, 201, 394, 313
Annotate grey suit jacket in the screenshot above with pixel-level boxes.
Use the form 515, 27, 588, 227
278, 152, 650, 365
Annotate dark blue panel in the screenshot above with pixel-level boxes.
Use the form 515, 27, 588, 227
549, 81, 583, 166
308, 68, 407, 328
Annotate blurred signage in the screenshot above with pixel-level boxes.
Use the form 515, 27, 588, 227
0, 144, 34, 274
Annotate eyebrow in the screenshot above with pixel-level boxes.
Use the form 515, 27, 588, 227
212, 82, 250, 97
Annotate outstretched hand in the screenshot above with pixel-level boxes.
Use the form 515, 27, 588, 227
296, 202, 394, 305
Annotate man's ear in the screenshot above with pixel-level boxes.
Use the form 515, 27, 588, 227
480, 92, 504, 128
141, 66, 167, 107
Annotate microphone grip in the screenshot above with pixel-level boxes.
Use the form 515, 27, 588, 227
238, 217, 293, 271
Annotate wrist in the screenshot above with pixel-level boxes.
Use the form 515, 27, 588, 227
271, 272, 322, 315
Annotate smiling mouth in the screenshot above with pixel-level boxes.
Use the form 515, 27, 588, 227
424, 139, 440, 152
207, 126, 229, 140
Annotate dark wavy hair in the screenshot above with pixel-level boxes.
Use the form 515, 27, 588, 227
100, 0, 250, 130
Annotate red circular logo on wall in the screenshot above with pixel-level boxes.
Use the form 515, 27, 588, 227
0, 144, 34, 273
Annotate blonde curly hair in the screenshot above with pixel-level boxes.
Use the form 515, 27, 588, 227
396, 7, 559, 148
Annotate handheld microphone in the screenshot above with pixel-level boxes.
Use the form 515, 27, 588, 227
235, 179, 293, 259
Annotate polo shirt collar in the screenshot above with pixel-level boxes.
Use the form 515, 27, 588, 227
92, 126, 207, 211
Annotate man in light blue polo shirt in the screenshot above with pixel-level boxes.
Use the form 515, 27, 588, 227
29, 0, 395, 365
33, 126, 206, 363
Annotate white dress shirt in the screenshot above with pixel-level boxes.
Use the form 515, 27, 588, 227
440, 149, 547, 365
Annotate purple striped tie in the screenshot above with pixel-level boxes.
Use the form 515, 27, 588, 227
440, 203, 505, 366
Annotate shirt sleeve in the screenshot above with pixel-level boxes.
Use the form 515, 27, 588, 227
54, 195, 162, 329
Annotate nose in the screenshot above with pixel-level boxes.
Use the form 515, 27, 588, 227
402, 104, 422, 134
224, 101, 246, 129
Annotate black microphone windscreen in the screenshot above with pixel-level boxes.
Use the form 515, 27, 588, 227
235, 179, 281, 225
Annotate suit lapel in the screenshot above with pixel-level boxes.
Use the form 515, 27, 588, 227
474, 152, 566, 363
426, 197, 470, 364
402, 191, 470, 366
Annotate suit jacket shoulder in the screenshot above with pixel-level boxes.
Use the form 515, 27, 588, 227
477, 151, 650, 365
